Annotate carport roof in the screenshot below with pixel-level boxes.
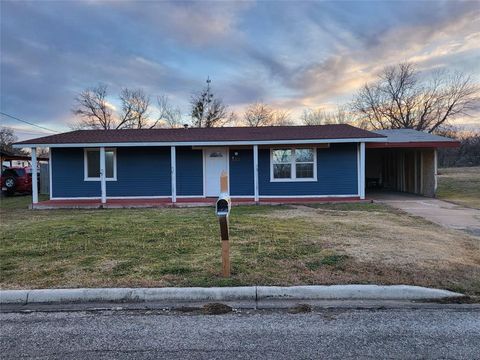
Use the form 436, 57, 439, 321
368, 129, 460, 148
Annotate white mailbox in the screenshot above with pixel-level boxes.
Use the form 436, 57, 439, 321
216, 192, 231, 217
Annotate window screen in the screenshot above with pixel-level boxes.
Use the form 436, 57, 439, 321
86, 150, 100, 178
105, 150, 114, 178
85, 149, 115, 179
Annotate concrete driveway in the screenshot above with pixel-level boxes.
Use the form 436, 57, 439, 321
370, 192, 480, 237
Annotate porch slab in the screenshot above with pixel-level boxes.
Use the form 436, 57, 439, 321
31, 197, 363, 209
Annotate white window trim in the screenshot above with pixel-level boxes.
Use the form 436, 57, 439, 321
270, 147, 317, 182
84, 148, 117, 181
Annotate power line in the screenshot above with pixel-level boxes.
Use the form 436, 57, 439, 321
5, 126, 54, 136
0, 112, 59, 134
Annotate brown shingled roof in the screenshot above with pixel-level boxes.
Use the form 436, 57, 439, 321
15, 124, 385, 146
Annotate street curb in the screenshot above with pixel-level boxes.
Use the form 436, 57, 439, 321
256, 285, 463, 300
0, 285, 464, 305
0, 287, 256, 305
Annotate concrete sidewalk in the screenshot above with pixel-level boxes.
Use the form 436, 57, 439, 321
0, 285, 464, 305
371, 192, 480, 237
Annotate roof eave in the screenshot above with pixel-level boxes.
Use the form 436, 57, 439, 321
13, 137, 387, 148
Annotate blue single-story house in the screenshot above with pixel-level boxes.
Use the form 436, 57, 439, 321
13, 124, 458, 207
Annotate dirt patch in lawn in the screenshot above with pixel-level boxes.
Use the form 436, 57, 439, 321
259, 204, 480, 294
268, 205, 480, 267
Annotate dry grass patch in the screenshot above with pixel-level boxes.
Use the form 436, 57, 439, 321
272, 204, 478, 266
437, 166, 480, 209
259, 204, 480, 294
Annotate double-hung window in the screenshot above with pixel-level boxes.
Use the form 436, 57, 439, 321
271, 147, 316, 181
84, 148, 117, 181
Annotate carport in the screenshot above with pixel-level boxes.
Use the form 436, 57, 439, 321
365, 129, 460, 197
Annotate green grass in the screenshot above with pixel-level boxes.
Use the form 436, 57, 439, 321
0, 194, 49, 210
1, 196, 478, 295
305, 254, 348, 270
437, 167, 480, 209
0, 201, 324, 288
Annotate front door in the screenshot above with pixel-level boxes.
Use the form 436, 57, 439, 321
205, 147, 228, 196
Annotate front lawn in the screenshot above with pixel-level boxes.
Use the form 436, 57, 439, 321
0, 194, 49, 209
1, 195, 479, 295
437, 166, 480, 209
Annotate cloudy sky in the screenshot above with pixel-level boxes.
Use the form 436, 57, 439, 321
1, 0, 479, 140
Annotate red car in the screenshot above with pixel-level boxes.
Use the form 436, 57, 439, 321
1, 166, 38, 195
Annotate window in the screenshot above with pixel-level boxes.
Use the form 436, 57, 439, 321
2, 168, 25, 177
272, 149, 292, 179
84, 148, 116, 181
271, 148, 316, 181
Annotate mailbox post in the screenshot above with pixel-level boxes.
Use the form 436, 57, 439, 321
216, 171, 231, 277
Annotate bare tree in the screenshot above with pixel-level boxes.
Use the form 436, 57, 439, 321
73, 84, 157, 129
0, 127, 18, 153
301, 107, 349, 126
155, 95, 183, 128
272, 109, 293, 126
190, 78, 228, 128
117, 88, 151, 129
37, 147, 50, 158
438, 128, 480, 167
351, 63, 479, 133
226, 111, 239, 126
244, 102, 274, 127
243, 102, 293, 127
73, 84, 114, 129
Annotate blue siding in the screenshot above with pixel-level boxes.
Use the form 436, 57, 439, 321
51, 148, 100, 198
258, 143, 358, 196
176, 147, 203, 196
106, 147, 171, 197
229, 149, 254, 196
51, 143, 357, 199
52, 147, 171, 198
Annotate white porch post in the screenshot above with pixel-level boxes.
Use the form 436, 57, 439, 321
31, 147, 38, 204
253, 145, 259, 202
48, 148, 53, 200
420, 151, 424, 195
100, 147, 106, 204
171, 146, 176, 203
359, 142, 365, 200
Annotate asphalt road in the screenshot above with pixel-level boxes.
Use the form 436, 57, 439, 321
1, 307, 479, 359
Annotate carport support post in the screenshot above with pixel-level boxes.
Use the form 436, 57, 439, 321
171, 146, 176, 203
31, 147, 38, 204
100, 147, 106, 204
253, 145, 259, 202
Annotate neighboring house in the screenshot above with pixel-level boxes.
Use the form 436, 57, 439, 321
13, 125, 458, 207
1, 150, 48, 169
